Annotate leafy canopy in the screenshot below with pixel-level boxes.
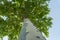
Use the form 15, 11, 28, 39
0, 0, 52, 40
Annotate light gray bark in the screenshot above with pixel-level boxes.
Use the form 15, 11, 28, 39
18, 19, 28, 40
18, 18, 46, 40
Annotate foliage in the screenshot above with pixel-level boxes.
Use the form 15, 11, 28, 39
0, 0, 52, 40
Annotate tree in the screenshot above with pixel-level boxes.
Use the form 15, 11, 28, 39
0, 0, 52, 40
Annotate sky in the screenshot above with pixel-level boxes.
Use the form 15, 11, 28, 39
47, 0, 60, 40
3, 36, 8, 40
3, 0, 60, 40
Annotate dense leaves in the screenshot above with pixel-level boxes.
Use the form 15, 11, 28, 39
0, 0, 52, 40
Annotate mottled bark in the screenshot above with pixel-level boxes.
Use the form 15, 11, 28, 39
18, 18, 46, 40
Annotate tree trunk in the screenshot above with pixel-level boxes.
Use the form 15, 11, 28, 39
18, 18, 27, 40
18, 18, 46, 40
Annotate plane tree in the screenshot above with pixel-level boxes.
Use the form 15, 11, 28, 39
0, 0, 52, 40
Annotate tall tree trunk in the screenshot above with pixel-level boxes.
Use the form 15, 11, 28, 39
18, 18, 46, 40
18, 18, 27, 40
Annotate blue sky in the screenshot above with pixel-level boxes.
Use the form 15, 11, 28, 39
47, 0, 60, 40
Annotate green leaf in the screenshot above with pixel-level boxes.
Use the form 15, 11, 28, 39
0, 0, 52, 40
